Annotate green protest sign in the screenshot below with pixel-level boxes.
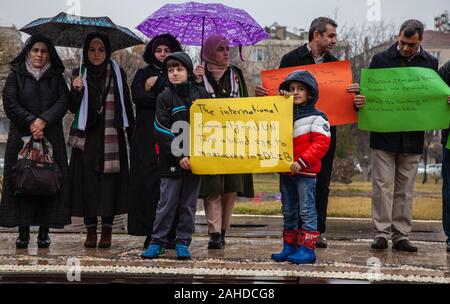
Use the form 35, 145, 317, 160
359, 67, 450, 132
447, 135, 450, 150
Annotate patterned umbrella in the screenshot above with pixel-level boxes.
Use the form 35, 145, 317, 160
136, 2, 269, 47
20, 12, 144, 52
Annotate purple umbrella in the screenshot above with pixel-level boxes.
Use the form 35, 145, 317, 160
136, 1, 269, 48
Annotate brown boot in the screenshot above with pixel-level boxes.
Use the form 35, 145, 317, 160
84, 227, 97, 248
98, 226, 112, 248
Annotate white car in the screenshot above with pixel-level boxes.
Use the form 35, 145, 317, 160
426, 164, 442, 177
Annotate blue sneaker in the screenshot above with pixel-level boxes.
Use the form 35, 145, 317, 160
271, 242, 297, 262
141, 244, 165, 259
175, 243, 191, 260
287, 246, 316, 264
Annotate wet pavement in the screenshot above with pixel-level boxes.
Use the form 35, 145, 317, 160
0, 215, 449, 284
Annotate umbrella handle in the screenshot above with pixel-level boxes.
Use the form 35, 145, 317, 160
79, 25, 85, 77
79, 48, 83, 77
200, 17, 205, 65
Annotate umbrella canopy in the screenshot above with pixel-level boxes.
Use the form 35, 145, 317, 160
20, 12, 144, 52
136, 2, 269, 47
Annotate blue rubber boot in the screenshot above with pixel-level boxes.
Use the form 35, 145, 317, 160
287, 245, 317, 264
141, 244, 165, 259
175, 243, 192, 260
271, 230, 298, 262
272, 242, 297, 262
287, 229, 320, 264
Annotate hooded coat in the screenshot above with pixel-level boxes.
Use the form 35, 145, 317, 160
128, 34, 182, 236
0, 35, 71, 228
279, 70, 331, 177
68, 32, 135, 218
154, 52, 211, 177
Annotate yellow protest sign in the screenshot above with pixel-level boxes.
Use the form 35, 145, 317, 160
190, 96, 294, 174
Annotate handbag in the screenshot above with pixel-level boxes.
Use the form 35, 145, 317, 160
12, 137, 62, 196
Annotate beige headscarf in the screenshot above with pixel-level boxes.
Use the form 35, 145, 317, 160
201, 34, 230, 81
26, 54, 51, 81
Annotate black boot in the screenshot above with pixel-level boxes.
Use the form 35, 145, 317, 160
221, 230, 226, 247
208, 233, 223, 249
16, 226, 30, 249
37, 226, 51, 249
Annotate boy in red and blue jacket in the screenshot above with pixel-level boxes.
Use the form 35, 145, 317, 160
272, 70, 331, 264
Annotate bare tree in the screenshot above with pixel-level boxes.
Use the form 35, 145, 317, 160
337, 21, 396, 181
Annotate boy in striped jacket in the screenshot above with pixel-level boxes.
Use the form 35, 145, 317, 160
272, 70, 331, 264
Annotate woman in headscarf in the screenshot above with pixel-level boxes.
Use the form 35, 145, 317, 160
193, 34, 254, 250
0, 35, 71, 249
68, 32, 134, 249
128, 34, 182, 250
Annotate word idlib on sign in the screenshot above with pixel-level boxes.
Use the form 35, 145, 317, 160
188, 96, 294, 175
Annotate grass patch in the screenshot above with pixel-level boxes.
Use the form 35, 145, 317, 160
234, 196, 442, 220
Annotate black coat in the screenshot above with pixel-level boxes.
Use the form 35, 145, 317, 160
439, 61, 450, 146
0, 62, 71, 228
279, 43, 338, 68
68, 66, 135, 218
127, 65, 167, 236
368, 43, 439, 154
155, 84, 210, 177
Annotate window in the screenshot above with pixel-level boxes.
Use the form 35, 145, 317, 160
251, 48, 267, 62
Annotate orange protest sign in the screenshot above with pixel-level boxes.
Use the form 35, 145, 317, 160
261, 60, 357, 126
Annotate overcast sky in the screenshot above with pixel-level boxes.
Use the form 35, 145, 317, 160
0, 0, 448, 39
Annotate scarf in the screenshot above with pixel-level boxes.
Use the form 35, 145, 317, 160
202, 35, 230, 81
68, 59, 128, 174
25, 56, 51, 81
203, 67, 241, 98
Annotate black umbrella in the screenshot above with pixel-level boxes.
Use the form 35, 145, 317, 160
20, 12, 144, 52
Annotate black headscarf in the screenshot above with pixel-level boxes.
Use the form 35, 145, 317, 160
82, 32, 112, 84
143, 34, 182, 68
10, 34, 64, 74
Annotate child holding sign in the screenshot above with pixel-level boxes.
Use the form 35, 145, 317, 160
272, 71, 331, 264
141, 52, 210, 260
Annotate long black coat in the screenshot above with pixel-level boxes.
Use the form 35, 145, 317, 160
127, 65, 166, 236
439, 61, 450, 146
68, 66, 134, 218
0, 62, 71, 228
369, 43, 439, 154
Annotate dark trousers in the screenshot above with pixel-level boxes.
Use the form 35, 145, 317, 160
443, 147, 450, 240
151, 175, 202, 246
298, 126, 336, 234
84, 216, 114, 228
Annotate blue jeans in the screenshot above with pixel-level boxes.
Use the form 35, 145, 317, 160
443, 147, 450, 240
280, 175, 318, 232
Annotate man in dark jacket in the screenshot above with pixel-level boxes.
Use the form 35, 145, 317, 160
354, 20, 440, 252
439, 60, 450, 253
256, 17, 360, 248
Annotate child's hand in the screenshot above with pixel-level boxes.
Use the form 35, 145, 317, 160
279, 90, 292, 98
179, 157, 191, 170
291, 162, 302, 174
